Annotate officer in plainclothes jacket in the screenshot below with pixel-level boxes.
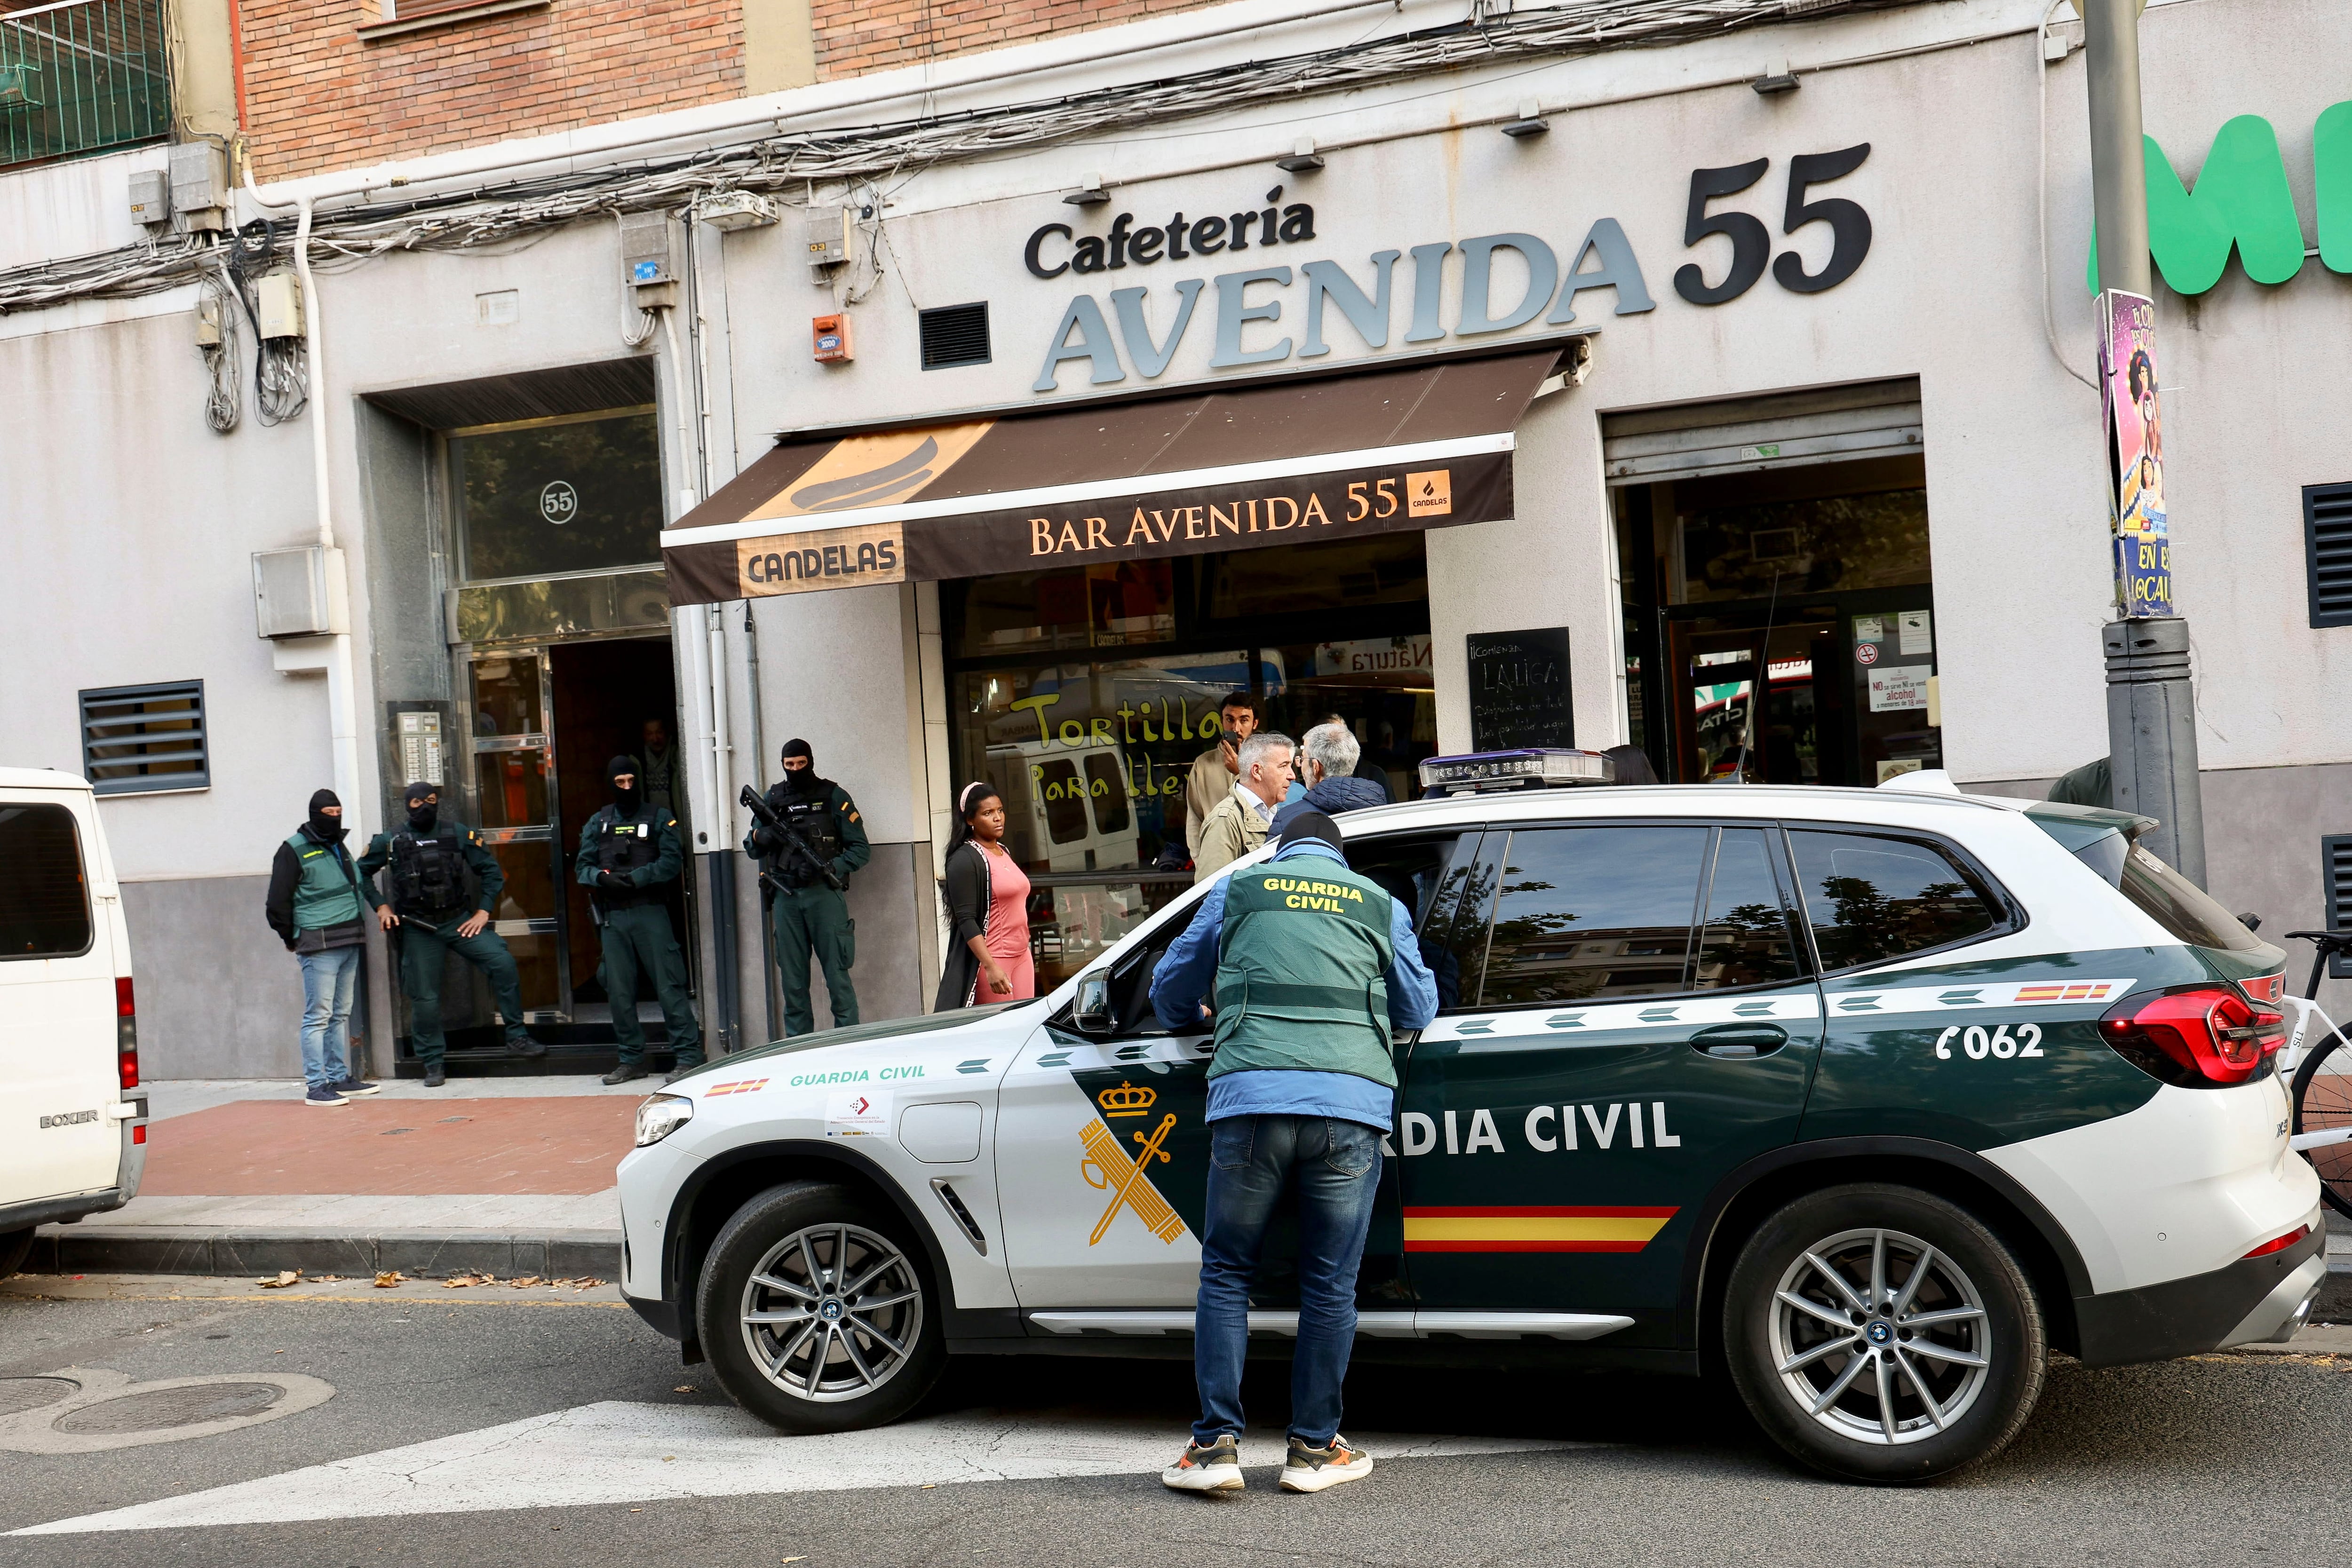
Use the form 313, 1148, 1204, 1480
577, 756, 703, 1085
358, 781, 544, 1087
743, 738, 870, 1035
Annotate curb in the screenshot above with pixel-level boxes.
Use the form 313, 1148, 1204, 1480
26, 1225, 621, 1280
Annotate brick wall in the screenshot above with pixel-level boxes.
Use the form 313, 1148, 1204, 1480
240, 1, 746, 180
810, 0, 1228, 79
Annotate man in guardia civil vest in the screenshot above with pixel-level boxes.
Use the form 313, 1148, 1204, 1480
359, 781, 545, 1088
1147, 809, 1438, 1496
578, 756, 703, 1085
264, 788, 380, 1107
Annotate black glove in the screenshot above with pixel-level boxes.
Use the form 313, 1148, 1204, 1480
597, 871, 628, 891
749, 825, 778, 854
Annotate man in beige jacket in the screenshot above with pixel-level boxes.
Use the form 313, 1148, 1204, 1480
1193, 731, 1295, 882
1184, 691, 1260, 859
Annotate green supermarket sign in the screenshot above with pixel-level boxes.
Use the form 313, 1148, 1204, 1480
2087, 102, 2352, 294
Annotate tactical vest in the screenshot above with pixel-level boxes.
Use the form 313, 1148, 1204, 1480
387, 826, 470, 915
770, 784, 843, 886
594, 809, 661, 905
1209, 856, 1398, 1088
284, 831, 364, 934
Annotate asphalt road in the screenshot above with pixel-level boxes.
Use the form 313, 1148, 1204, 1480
2, 1275, 2345, 1567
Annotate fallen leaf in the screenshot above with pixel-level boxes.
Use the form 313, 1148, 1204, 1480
315, 1275, 342, 1283
257, 1270, 301, 1290
509, 1275, 543, 1289
674, 1385, 697, 1394
373, 1271, 404, 1289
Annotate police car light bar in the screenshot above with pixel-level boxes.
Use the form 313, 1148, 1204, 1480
1419, 748, 1616, 794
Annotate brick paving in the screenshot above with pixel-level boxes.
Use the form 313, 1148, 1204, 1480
138, 1097, 639, 1198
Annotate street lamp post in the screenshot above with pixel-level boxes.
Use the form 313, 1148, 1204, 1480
2083, 0, 2206, 885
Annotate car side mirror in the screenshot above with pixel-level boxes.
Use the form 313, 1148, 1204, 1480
1073, 975, 1114, 1035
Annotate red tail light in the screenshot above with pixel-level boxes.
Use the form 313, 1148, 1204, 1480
116, 976, 139, 1091
2244, 1223, 2313, 1259
2099, 985, 2285, 1087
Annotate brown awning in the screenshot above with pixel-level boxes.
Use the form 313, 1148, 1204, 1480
659, 348, 1564, 606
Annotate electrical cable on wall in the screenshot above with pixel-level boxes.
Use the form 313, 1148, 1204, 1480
226, 220, 310, 424
197, 267, 242, 433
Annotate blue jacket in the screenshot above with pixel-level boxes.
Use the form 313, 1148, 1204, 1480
1270, 773, 1390, 832
1150, 838, 1439, 1034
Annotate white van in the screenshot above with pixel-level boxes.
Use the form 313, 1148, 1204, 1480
0, 768, 147, 1277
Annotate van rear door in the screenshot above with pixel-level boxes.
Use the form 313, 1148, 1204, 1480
0, 791, 122, 1204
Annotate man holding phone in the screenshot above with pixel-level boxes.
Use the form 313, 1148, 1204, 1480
1184, 691, 1259, 862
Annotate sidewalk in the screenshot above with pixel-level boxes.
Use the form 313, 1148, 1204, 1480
26, 1077, 646, 1280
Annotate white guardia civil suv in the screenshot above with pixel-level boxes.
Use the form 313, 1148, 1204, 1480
616, 760, 2323, 1481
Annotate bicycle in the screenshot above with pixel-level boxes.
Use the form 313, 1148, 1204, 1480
2283, 929, 2352, 1217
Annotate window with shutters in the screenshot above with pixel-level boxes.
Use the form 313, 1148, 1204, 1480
2303, 482, 2352, 627
2324, 835, 2352, 978
919, 302, 991, 370
79, 680, 207, 795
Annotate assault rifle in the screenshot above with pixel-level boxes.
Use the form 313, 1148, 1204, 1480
740, 784, 847, 894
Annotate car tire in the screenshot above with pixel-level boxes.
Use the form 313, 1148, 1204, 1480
1723, 1184, 2046, 1483
695, 1180, 946, 1435
0, 1227, 33, 1281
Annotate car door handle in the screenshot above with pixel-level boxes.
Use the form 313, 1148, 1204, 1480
1690, 1023, 1788, 1059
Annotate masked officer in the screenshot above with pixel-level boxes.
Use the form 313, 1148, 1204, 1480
358, 781, 544, 1087
578, 756, 703, 1086
744, 739, 870, 1035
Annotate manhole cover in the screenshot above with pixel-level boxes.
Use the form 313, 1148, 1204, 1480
0, 1378, 77, 1418
53, 1382, 282, 1433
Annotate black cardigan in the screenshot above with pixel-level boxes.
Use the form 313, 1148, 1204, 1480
934, 839, 996, 1011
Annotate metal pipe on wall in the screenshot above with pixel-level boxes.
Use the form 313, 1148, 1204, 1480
742, 598, 779, 1044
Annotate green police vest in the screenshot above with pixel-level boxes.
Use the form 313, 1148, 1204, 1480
1209, 856, 1398, 1088
284, 831, 364, 932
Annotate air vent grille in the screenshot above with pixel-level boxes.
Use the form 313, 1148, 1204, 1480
2303, 482, 2352, 628
919, 302, 991, 370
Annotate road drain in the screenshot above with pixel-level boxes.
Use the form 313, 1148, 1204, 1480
53, 1382, 282, 1433
0, 1378, 78, 1418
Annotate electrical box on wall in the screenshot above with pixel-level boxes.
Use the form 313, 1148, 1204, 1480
252, 546, 351, 639
812, 314, 853, 363
804, 206, 852, 279
256, 273, 305, 340
619, 210, 682, 309
127, 169, 170, 228
168, 142, 230, 236
700, 191, 779, 231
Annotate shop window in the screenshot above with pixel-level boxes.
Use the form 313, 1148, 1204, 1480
1204, 535, 1426, 618
2303, 481, 2352, 628
919, 302, 992, 370
79, 681, 207, 795
1694, 827, 1803, 990
1475, 827, 1709, 1006
1669, 460, 1929, 606
0, 804, 92, 959
1787, 830, 2000, 971
451, 409, 662, 582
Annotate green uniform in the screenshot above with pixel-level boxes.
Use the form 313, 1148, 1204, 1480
743, 778, 870, 1036
1210, 859, 1400, 1088
358, 820, 530, 1067
576, 804, 702, 1068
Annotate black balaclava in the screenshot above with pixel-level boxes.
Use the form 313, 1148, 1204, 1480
307, 789, 345, 843
404, 782, 440, 835
781, 738, 821, 796
608, 755, 642, 816
1278, 808, 1344, 855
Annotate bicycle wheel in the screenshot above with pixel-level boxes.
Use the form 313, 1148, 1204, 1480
2291, 1030, 2352, 1219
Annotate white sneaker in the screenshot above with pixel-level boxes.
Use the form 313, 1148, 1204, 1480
1161, 1433, 1244, 1492
1279, 1435, 1373, 1493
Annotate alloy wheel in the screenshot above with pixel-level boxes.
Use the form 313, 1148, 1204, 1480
738, 1222, 925, 1404
1767, 1226, 1992, 1446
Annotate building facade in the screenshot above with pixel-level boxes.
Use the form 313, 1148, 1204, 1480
4, 0, 2348, 1078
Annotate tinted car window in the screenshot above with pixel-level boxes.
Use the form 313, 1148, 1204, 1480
1478, 827, 1709, 1006
2118, 842, 2265, 952
1348, 833, 1474, 1010
0, 803, 93, 959
1694, 827, 1804, 990
1789, 829, 2000, 970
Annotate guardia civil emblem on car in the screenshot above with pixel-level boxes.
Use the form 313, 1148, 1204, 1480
615, 755, 2322, 1483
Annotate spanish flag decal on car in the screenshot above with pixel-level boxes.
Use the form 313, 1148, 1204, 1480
1402, 1206, 1678, 1253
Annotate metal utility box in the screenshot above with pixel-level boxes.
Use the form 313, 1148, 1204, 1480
169, 142, 230, 235
255, 272, 305, 340
620, 210, 682, 308
700, 191, 779, 231
812, 313, 854, 363
804, 206, 853, 272
127, 169, 170, 228
251, 546, 351, 639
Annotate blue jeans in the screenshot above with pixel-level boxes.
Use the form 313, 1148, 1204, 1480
297, 946, 360, 1091
1192, 1114, 1382, 1447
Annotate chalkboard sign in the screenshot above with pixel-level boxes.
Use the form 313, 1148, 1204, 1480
1467, 627, 1574, 751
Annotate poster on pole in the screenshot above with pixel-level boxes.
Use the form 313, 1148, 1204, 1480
2099, 289, 2172, 618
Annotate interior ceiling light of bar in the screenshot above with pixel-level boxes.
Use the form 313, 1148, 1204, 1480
0, 0, 1919, 314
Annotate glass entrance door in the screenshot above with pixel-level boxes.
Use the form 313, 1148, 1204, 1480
469, 651, 568, 1020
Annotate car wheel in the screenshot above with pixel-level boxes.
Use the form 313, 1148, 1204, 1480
1723, 1184, 2046, 1483
0, 1227, 33, 1281
695, 1181, 945, 1434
